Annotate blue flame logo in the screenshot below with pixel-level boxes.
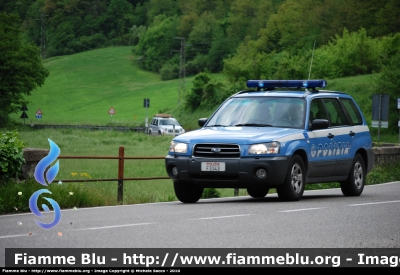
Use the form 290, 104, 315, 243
29, 139, 62, 229
34, 139, 60, 186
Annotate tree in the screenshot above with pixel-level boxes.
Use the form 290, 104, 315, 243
373, 51, 400, 134
134, 14, 179, 72
0, 12, 49, 126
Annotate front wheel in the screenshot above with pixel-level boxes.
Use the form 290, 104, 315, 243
247, 187, 269, 198
340, 153, 365, 196
173, 181, 204, 203
277, 155, 305, 201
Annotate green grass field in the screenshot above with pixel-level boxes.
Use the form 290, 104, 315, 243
9, 46, 399, 143
11, 46, 193, 127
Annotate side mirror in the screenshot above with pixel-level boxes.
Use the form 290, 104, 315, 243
198, 118, 208, 127
310, 119, 329, 130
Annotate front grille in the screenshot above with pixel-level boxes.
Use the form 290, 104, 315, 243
193, 143, 240, 158
167, 129, 179, 133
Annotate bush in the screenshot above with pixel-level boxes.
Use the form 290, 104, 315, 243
0, 109, 11, 128
202, 188, 221, 199
160, 63, 179, 80
0, 130, 25, 184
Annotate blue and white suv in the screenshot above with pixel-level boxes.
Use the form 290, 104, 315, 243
165, 80, 374, 203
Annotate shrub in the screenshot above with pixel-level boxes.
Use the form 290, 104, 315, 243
160, 63, 179, 80
0, 130, 25, 184
202, 188, 221, 199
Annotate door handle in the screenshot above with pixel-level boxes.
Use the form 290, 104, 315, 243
349, 131, 355, 136
327, 133, 334, 139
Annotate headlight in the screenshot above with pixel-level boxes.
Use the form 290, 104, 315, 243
248, 141, 280, 155
169, 141, 188, 153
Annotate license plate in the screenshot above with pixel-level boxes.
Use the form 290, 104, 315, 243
201, 162, 225, 171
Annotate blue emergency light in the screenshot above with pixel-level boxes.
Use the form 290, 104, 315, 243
246, 80, 327, 89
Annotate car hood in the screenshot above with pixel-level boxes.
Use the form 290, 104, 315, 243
160, 125, 183, 129
173, 126, 302, 144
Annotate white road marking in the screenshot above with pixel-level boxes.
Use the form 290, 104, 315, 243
190, 214, 254, 220
0, 234, 30, 239
347, 200, 400, 206
279, 207, 325, 212
73, 223, 152, 230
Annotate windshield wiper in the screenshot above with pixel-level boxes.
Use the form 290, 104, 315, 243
234, 123, 273, 127
206, 124, 228, 127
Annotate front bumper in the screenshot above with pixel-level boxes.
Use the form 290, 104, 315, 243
165, 155, 290, 188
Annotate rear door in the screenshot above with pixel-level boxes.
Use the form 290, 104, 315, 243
307, 98, 337, 178
322, 97, 353, 176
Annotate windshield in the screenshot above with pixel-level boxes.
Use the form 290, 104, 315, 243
205, 97, 305, 128
159, 118, 179, 126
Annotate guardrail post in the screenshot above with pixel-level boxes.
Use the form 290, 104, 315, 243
118, 146, 124, 203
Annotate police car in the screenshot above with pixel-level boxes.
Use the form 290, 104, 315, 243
165, 80, 374, 203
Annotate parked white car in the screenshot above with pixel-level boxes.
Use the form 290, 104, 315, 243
148, 114, 185, 136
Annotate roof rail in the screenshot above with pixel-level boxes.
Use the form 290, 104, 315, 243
155, 114, 172, 118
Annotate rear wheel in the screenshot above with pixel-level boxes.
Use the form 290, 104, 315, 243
173, 181, 204, 203
340, 153, 365, 196
277, 155, 305, 201
247, 187, 269, 198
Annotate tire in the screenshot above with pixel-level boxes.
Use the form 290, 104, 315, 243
173, 181, 204, 203
277, 155, 305, 201
147, 129, 151, 135
340, 153, 365, 196
247, 187, 269, 198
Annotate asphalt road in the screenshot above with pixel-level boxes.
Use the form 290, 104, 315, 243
1, 182, 400, 267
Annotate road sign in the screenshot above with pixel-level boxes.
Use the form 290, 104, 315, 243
144, 98, 150, 108
108, 107, 115, 115
20, 105, 28, 111
372, 94, 389, 128
20, 110, 28, 125
36, 108, 42, 115
35, 115, 42, 119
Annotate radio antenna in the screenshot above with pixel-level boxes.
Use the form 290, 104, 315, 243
308, 40, 316, 80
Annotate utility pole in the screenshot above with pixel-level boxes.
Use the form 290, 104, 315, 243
172, 37, 188, 106
35, 11, 48, 60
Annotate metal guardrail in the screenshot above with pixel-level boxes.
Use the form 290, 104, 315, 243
30, 124, 146, 132
55, 147, 169, 202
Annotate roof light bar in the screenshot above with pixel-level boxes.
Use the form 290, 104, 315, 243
246, 80, 327, 89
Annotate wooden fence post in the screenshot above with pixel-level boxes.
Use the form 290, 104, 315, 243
118, 146, 124, 202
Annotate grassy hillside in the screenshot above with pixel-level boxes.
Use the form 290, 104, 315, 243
9, 46, 397, 143
11, 46, 192, 127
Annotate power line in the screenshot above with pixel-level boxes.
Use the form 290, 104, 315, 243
172, 37, 190, 106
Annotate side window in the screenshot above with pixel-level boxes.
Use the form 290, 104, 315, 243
310, 99, 328, 121
153, 119, 158, 126
323, 98, 348, 127
340, 98, 363, 125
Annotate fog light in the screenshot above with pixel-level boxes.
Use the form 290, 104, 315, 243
172, 166, 179, 176
255, 168, 267, 179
